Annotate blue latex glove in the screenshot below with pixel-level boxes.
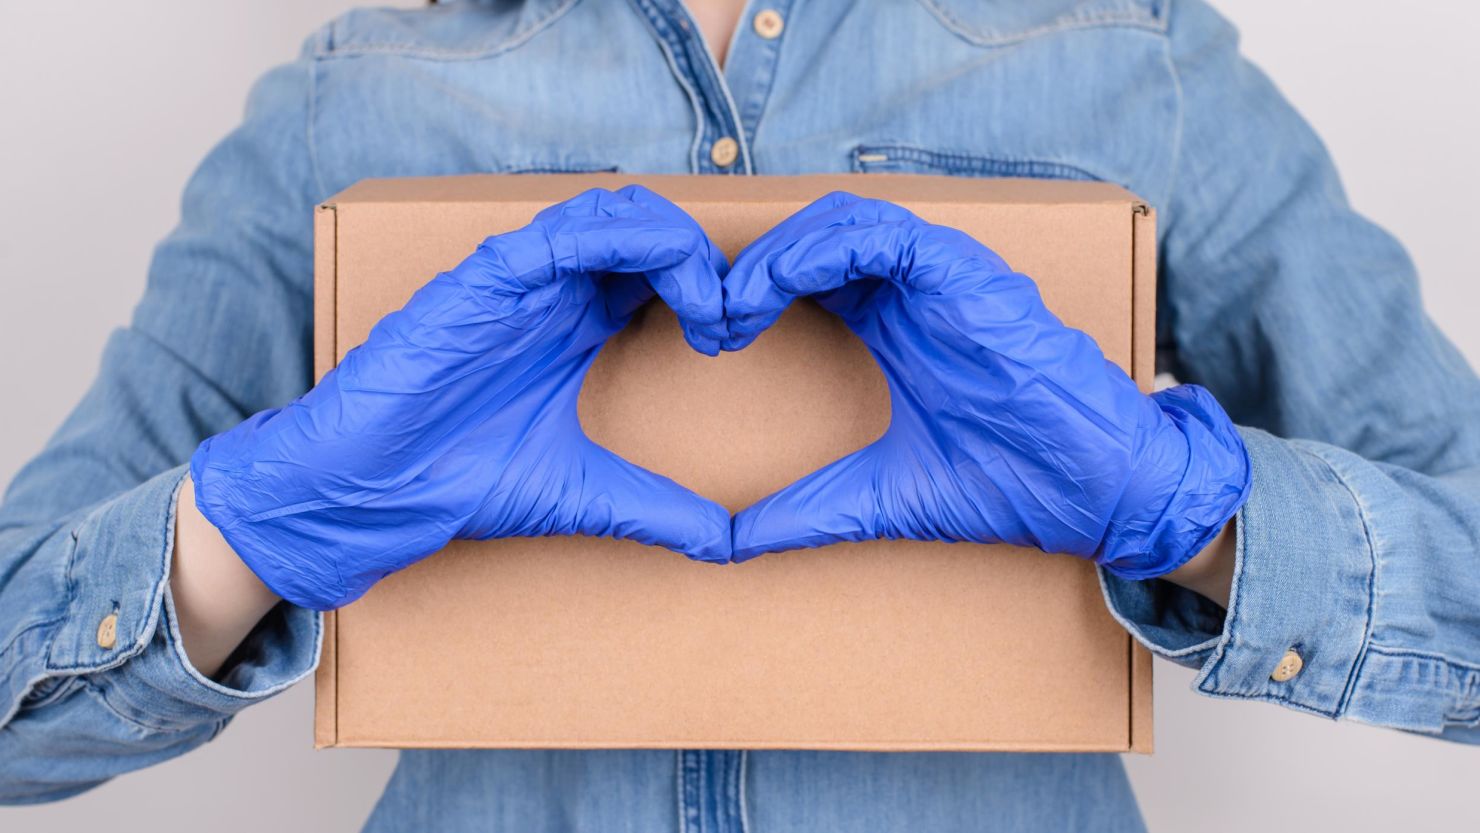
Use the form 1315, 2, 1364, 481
722, 193, 1251, 578
191, 186, 733, 610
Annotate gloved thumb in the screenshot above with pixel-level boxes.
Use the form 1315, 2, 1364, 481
730, 447, 884, 563
573, 441, 734, 564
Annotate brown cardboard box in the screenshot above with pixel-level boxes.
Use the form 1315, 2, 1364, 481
313, 173, 1155, 752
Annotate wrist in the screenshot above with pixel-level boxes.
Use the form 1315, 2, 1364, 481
1161, 518, 1237, 608
170, 475, 280, 678
1098, 384, 1251, 579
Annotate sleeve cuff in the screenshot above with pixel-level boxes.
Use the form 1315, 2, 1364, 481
1102, 426, 1376, 719
42, 467, 188, 675
40, 466, 318, 729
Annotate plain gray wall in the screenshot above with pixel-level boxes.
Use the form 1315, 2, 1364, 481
1, 2, 1475, 831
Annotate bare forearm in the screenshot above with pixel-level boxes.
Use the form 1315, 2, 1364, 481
1161, 520, 1237, 609
170, 476, 280, 677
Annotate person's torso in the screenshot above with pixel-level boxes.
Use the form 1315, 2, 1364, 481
313, 2, 1171, 830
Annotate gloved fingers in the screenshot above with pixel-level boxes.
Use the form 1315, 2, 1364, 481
613, 184, 730, 355
721, 191, 870, 350
729, 447, 885, 563
723, 195, 1005, 349
616, 184, 731, 278
574, 442, 734, 563
461, 187, 727, 354
544, 187, 726, 354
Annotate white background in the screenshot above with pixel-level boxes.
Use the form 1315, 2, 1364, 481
1, 2, 1476, 830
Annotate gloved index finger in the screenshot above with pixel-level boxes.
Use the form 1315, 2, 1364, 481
616, 184, 730, 278
721, 193, 919, 351
518, 188, 727, 354
612, 184, 728, 355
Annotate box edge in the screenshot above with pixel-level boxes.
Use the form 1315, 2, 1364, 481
310, 187, 1158, 753
1129, 203, 1158, 754
313, 203, 340, 749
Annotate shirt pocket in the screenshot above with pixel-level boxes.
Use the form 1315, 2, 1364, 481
916, 0, 1166, 46
498, 163, 620, 175
851, 144, 1102, 182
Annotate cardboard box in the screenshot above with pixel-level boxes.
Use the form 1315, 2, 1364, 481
313, 174, 1156, 752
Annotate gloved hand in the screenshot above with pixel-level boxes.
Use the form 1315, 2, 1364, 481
191, 185, 733, 610
722, 193, 1251, 578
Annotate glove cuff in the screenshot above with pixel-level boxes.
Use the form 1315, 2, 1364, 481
1097, 384, 1252, 579
189, 422, 352, 611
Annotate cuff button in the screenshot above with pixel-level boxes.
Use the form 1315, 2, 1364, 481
1270, 648, 1303, 682
96, 612, 118, 650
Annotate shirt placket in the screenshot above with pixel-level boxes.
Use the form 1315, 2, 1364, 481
630, 0, 790, 176
720, 1, 793, 159
677, 749, 749, 833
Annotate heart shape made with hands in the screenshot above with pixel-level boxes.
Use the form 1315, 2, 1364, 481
579, 298, 891, 520
578, 187, 1165, 570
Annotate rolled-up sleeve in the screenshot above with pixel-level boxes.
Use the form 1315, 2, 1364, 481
1100, 0, 1480, 743
0, 38, 328, 802
1, 469, 318, 805
1105, 427, 1480, 740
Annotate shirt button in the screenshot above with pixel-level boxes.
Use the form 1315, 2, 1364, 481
710, 136, 739, 168
753, 9, 785, 39
96, 612, 118, 650
1270, 648, 1304, 682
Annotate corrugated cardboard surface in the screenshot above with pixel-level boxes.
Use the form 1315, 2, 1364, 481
314, 174, 1155, 752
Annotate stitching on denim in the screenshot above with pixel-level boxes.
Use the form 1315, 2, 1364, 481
674, 750, 686, 833
737, 749, 752, 833
43, 473, 181, 674
1273, 646, 1480, 732
1094, 566, 1222, 659
916, 0, 1168, 48
315, 0, 580, 61
500, 164, 620, 175
0, 628, 64, 729
306, 57, 328, 202
1360, 646, 1480, 728
853, 144, 1103, 181
0, 599, 66, 664
1156, 4, 1184, 213
1367, 643, 1480, 676
1189, 437, 1385, 724
627, 0, 706, 174
1184, 685, 1344, 720
1293, 443, 1381, 717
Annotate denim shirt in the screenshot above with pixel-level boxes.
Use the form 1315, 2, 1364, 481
2, 0, 1478, 829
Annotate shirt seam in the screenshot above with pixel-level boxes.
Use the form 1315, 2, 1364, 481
1157, 0, 1185, 212
1293, 442, 1381, 716
916, 0, 1169, 48
306, 57, 329, 201
313, 0, 581, 62
1367, 643, 1480, 676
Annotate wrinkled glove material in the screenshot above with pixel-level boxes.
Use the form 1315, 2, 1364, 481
191, 186, 732, 610
722, 193, 1252, 578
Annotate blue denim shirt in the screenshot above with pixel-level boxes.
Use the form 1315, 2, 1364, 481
3, 0, 1478, 829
